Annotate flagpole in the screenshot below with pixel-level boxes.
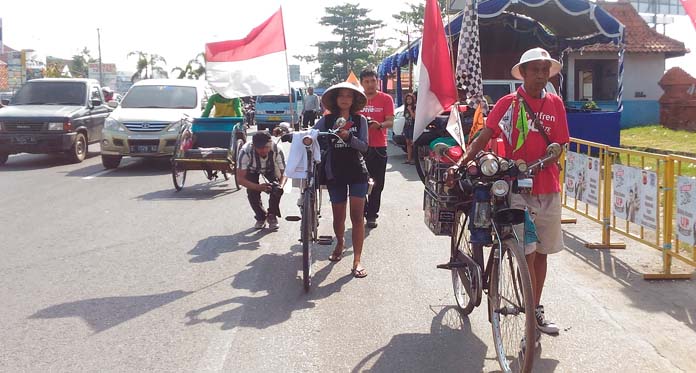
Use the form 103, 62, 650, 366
445, 2, 457, 104
279, 6, 296, 130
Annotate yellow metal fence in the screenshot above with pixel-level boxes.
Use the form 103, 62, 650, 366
561, 138, 696, 280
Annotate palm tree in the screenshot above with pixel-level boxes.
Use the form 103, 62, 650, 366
171, 53, 206, 80
128, 51, 168, 82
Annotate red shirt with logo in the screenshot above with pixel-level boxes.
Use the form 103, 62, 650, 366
359, 91, 395, 147
486, 86, 569, 194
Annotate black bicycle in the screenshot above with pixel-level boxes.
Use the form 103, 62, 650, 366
282, 131, 336, 291
436, 142, 562, 373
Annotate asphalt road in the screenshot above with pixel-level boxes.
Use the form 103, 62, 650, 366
1, 140, 695, 372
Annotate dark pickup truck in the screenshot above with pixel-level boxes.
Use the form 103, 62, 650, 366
0, 78, 112, 165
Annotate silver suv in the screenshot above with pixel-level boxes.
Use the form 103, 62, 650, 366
100, 79, 210, 168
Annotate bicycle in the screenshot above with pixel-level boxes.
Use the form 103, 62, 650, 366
435, 142, 562, 373
282, 130, 337, 291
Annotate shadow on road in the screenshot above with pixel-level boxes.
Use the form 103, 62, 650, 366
563, 230, 696, 333
29, 290, 192, 333
0, 150, 99, 171
352, 306, 487, 372
136, 183, 240, 201
65, 157, 171, 178
184, 246, 352, 331
188, 228, 273, 263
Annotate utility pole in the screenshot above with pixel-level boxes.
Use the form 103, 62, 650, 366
97, 28, 103, 86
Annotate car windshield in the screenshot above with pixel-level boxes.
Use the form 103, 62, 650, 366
11, 81, 86, 105
257, 95, 289, 103
121, 85, 198, 109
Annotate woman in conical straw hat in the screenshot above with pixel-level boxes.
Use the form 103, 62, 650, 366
314, 81, 370, 278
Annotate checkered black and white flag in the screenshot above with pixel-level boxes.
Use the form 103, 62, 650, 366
455, 0, 488, 113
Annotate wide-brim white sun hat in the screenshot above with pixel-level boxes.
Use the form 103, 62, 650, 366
510, 47, 562, 80
321, 81, 367, 114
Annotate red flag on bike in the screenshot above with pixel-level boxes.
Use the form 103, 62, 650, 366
206, 8, 289, 98
414, 0, 458, 140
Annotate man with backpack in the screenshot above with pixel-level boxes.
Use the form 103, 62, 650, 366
236, 132, 287, 230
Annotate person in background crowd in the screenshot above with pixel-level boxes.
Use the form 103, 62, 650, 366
202, 93, 243, 118
302, 87, 321, 128
236, 132, 287, 231
403, 93, 416, 165
358, 69, 394, 229
457, 47, 569, 339
102, 87, 115, 102
313, 82, 370, 278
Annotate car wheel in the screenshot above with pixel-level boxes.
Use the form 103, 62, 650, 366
68, 133, 88, 163
102, 155, 122, 169
0, 153, 8, 166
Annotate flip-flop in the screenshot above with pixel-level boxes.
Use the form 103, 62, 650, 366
328, 253, 342, 262
351, 267, 368, 278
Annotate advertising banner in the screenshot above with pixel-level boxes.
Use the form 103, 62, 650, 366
676, 176, 696, 245
88, 62, 118, 89
612, 164, 658, 230
564, 151, 601, 206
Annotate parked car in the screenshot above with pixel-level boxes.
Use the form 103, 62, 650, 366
0, 78, 112, 165
389, 105, 407, 151
100, 79, 211, 169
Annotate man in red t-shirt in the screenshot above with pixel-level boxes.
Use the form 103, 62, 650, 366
359, 69, 395, 228
458, 47, 569, 337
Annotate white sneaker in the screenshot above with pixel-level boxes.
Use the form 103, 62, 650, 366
267, 214, 279, 231
254, 220, 265, 229
535, 305, 560, 335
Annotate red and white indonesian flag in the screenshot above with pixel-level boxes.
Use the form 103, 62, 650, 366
414, 0, 458, 140
206, 8, 289, 98
681, 0, 696, 30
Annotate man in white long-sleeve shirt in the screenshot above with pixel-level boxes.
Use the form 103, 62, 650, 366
302, 87, 321, 129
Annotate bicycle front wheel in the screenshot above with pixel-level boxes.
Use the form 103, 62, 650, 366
488, 240, 536, 373
451, 210, 481, 316
301, 190, 314, 291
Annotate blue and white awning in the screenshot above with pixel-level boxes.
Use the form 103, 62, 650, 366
379, 0, 625, 76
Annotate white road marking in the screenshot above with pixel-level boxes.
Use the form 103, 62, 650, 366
82, 169, 115, 180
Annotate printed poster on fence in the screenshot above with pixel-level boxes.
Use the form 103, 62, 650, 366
612, 164, 658, 230
676, 176, 696, 246
564, 151, 600, 206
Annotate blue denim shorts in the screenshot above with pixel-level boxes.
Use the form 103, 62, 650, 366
327, 182, 369, 203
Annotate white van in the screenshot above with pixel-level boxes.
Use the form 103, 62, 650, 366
100, 79, 211, 168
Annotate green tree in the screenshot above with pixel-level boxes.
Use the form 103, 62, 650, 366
317, 4, 383, 86
70, 47, 96, 78
392, 0, 447, 45
172, 53, 206, 80
128, 51, 168, 82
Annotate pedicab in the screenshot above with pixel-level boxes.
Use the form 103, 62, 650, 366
171, 116, 247, 191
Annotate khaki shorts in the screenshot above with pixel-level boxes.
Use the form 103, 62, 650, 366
510, 193, 564, 255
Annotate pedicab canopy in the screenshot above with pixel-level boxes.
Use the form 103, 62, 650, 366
379, 0, 625, 91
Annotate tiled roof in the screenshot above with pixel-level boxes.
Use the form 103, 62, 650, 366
581, 1, 688, 57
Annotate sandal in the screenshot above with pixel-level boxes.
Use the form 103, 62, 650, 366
329, 239, 344, 262
351, 267, 368, 278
